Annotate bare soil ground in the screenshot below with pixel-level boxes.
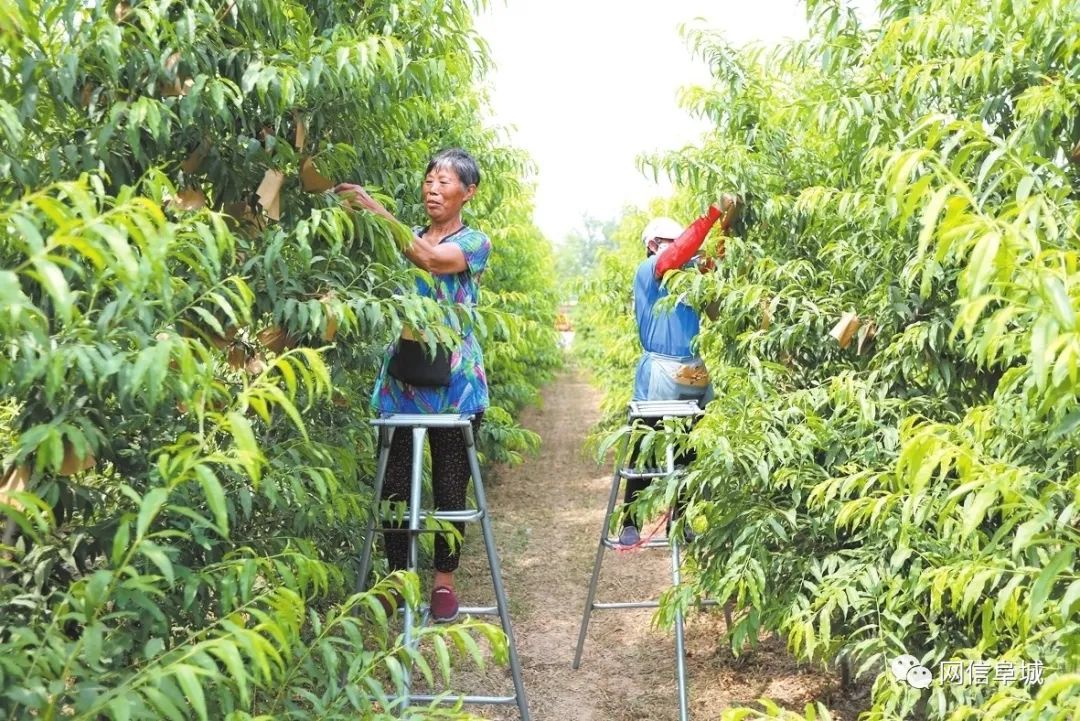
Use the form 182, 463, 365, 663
429, 367, 868, 720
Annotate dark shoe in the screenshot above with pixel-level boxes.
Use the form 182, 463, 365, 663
682, 524, 696, 545
430, 586, 459, 623
618, 525, 641, 547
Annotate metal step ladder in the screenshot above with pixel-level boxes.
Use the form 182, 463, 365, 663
573, 400, 712, 721
356, 413, 530, 720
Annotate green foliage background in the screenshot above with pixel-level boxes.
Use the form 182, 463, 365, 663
577, 0, 1080, 719
553, 215, 618, 303
0, 0, 559, 718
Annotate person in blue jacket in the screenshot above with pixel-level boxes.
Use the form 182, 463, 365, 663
620, 195, 739, 546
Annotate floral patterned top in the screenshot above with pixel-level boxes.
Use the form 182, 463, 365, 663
371, 225, 492, 415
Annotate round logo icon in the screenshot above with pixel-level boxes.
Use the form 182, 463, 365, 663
906, 665, 933, 689
890, 654, 920, 682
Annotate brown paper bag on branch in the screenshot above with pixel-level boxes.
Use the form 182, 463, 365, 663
300, 157, 333, 193
255, 169, 284, 220
293, 111, 307, 150
829, 310, 860, 349
0, 465, 29, 511
181, 138, 211, 174
857, 321, 878, 355
171, 188, 207, 211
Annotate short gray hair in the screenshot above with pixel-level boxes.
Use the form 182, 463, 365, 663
426, 148, 481, 188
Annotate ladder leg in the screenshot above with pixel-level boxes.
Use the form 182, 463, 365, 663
462, 422, 531, 721
573, 434, 630, 670
399, 426, 427, 714
357, 427, 395, 593
671, 535, 689, 721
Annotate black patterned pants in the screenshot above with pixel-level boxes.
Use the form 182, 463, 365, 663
380, 414, 483, 573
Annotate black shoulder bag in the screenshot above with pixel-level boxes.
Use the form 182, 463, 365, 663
388, 334, 452, 387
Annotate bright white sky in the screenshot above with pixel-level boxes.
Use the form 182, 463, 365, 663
474, 1, 866, 244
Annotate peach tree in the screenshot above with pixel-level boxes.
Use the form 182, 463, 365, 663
579, 0, 1079, 718
0, 0, 557, 718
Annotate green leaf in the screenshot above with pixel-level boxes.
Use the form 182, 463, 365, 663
1016, 175, 1035, 202
227, 412, 262, 482
141, 686, 186, 721
1012, 517, 1047, 557
208, 643, 250, 705
917, 186, 952, 258
1060, 579, 1080, 618
139, 541, 175, 585
107, 696, 132, 721
1029, 546, 1073, 621
29, 258, 73, 323
1042, 275, 1075, 330
137, 487, 169, 538
174, 665, 209, 721
964, 231, 1000, 296
193, 464, 229, 535
1049, 410, 1080, 439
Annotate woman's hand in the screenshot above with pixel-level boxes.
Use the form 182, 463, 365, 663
335, 182, 391, 219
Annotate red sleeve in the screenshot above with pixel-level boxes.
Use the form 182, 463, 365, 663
654, 205, 724, 278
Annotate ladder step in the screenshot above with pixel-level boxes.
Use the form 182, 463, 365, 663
371, 413, 475, 428
603, 537, 670, 550
372, 509, 485, 533
392, 604, 500, 618
425, 509, 484, 523
594, 600, 661, 610
406, 694, 519, 705
593, 599, 719, 611
628, 400, 702, 418
618, 468, 671, 480
458, 605, 499, 616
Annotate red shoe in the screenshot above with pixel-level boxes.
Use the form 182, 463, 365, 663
430, 585, 459, 623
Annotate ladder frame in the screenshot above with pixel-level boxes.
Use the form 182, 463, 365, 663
573, 400, 706, 721
356, 413, 530, 720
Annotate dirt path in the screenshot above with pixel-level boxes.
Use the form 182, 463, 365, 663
451, 366, 862, 720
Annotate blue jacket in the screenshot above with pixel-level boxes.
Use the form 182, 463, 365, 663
633, 254, 700, 357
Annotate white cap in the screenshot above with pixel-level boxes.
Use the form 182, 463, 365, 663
641, 217, 683, 247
